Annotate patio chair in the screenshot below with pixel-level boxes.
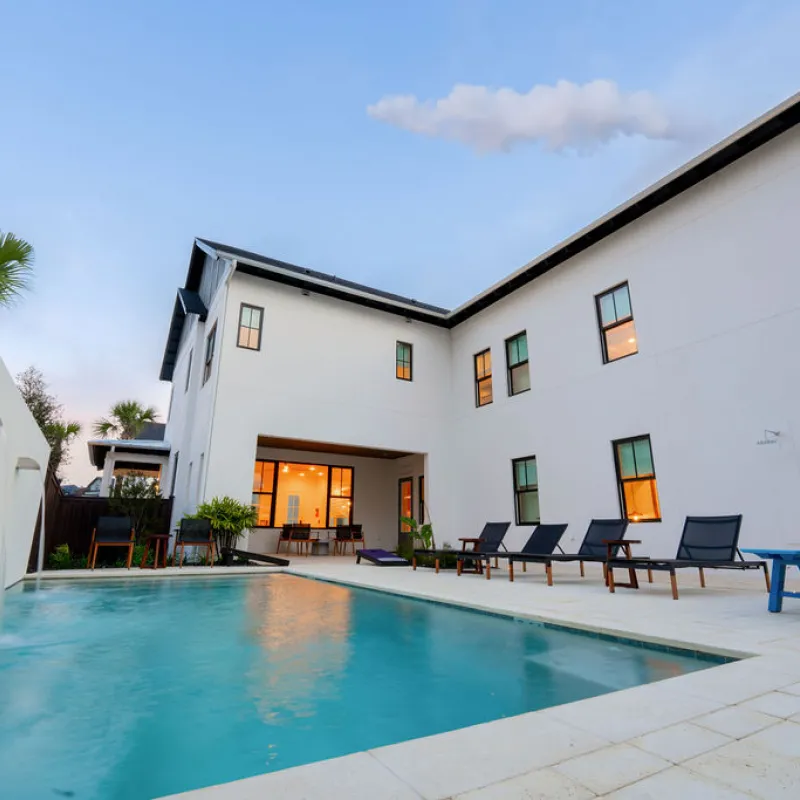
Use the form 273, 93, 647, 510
334, 524, 365, 555
287, 524, 314, 556
88, 516, 135, 569
485, 523, 569, 582
176, 518, 216, 567
276, 524, 294, 554
412, 522, 510, 574
606, 515, 771, 600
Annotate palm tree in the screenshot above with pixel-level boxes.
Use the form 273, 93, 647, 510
0, 231, 34, 307
93, 401, 158, 440
45, 421, 82, 474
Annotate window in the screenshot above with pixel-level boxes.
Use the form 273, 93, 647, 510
613, 435, 661, 522
399, 477, 413, 532
474, 349, 493, 407
418, 475, 425, 523
202, 323, 217, 385
396, 341, 413, 381
596, 282, 638, 363
505, 332, 530, 396
169, 452, 180, 498
237, 304, 263, 350
185, 349, 193, 392
512, 456, 540, 524
328, 466, 354, 526
252, 461, 277, 526
251, 460, 354, 528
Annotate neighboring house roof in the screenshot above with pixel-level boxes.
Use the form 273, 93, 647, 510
160, 91, 800, 381
87, 438, 171, 469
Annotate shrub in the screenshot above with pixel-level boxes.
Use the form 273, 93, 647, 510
189, 496, 258, 554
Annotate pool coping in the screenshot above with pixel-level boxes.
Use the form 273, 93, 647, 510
16, 563, 800, 799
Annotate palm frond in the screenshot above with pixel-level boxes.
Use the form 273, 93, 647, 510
93, 418, 117, 438
0, 231, 35, 307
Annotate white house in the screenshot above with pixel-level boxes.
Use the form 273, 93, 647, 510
0, 356, 50, 588
160, 92, 800, 558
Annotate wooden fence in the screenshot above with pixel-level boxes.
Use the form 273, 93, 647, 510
27, 470, 173, 571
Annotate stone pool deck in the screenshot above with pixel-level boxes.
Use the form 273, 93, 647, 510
27, 558, 800, 798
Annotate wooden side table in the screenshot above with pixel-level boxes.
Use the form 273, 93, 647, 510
140, 534, 171, 569
458, 537, 484, 574
603, 539, 642, 589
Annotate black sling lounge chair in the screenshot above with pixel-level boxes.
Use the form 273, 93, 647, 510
413, 522, 510, 574
485, 524, 569, 582
606, 515, 771, 600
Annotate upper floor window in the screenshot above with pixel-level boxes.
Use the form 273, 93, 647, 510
184, 349, 193, 392
237, 304, 263, 350
505, 331, 530, 396
474, 349, 493, 407
512, 456, 540, 524
596, 282, 638, 363
202, 322, 217, 385
613, 435, 661, 522
396, 341, 412, 381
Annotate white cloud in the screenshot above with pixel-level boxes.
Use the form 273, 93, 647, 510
367, 79, 681, 153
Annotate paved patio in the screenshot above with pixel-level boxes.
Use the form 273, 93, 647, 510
28, 557, 800, 798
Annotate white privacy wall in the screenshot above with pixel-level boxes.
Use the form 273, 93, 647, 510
449, 127, 800, 555
0, 356, 50, 588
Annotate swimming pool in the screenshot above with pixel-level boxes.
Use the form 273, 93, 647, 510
0, 575, 722, 799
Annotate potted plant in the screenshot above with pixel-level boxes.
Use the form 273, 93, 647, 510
190, 496, 258, 559
399, 516, 435, 550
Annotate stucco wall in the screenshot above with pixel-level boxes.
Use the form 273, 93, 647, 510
0, 356, 50, 588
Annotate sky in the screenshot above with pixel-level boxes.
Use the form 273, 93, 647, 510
1, 0, 798, 485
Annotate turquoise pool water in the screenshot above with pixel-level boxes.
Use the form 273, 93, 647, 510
0, 575, 721, 799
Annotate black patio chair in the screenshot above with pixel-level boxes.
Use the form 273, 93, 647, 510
487, 523, 569, 582
276, 524, 294, 554
89, 516, 135, 569
413, 522, 511, 575
176, 518, 215, 567
334, 524, 365, 555
606, 515, 770, 600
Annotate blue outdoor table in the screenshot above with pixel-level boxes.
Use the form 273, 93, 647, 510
741, 549, 800, 612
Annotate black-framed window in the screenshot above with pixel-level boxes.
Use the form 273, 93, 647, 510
185, 349, 193, 392
238, 304, 263, 350
399, 477, 413, 532
170, 451, 180, 498
474, 348, 493, 407
328, 466, 354, 526
396, 341, 412, 381
613, 435, 661, 522
596, 282, 638, 363
202, 322, 217, 385
252, 461, 277, 526
418, 475, 425, 522
512, 456, 540, 524
505, 331, 530, 396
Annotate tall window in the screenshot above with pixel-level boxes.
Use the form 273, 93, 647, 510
613, 435, 661, 522
170, 452, 180, 498
418, 475, 425, 522
238, 304, 263, 350
399, 477, 413, 532
202, 322, 217, 385
252, 461, 277, 526
474, 349, 493, 407
596, 282, 638, 363
396, 341, 413, 381
185, 349, 193, 392
328, 467, 354, 526
505, 332, 530, 396
512, 456, 540, 524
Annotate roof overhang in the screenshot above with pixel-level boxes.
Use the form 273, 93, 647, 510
88, 439, 172, 469
257, 435, 413, 460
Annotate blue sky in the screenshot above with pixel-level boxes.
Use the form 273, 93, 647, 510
1, 0, 798, 483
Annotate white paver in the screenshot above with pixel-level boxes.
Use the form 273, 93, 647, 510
453, 767, 595, 799
629, 722, 732, 764
693, 706, 778, 739
601, 765, 756, 799
737, 690, 800, 718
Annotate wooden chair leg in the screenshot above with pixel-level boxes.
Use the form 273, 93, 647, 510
647, 567, 653, 583
509, 561, 514, 582
210, 541, 216, 567
126, 544, 134, 569
546, 562, 553, 587
670, 571, 679, 600
457, 559, 462, 576
763, 564, 771, 592
412, 555, 417, 570
522, 561, 527, 572
435, 558, 440, 574
579, 561, 585, 578
88, 543, 94, 570
139, 540, 150, 569
485, 561, 491, 580
494, 557, 498, 569
698, 567, 706, 588
607, 567, 616, 593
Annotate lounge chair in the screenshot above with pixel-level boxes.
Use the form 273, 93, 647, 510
88, 516, 135, 569
606, 515, 771, 600
482, 523, 569, 582
176, 518, 216, 567
411, 522, 510, 575
356, 549, 410, 567
334, 524, 365, 555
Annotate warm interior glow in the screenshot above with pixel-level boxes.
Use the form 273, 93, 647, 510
605, 320, 638, 361
623, 478, 661, 521
400, 479, 413, 532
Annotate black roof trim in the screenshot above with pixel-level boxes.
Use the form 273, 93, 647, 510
160, 290, 208, 381
178, 288, 208, 321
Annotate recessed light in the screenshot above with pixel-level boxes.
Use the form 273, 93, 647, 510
628, 338, 636, 343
